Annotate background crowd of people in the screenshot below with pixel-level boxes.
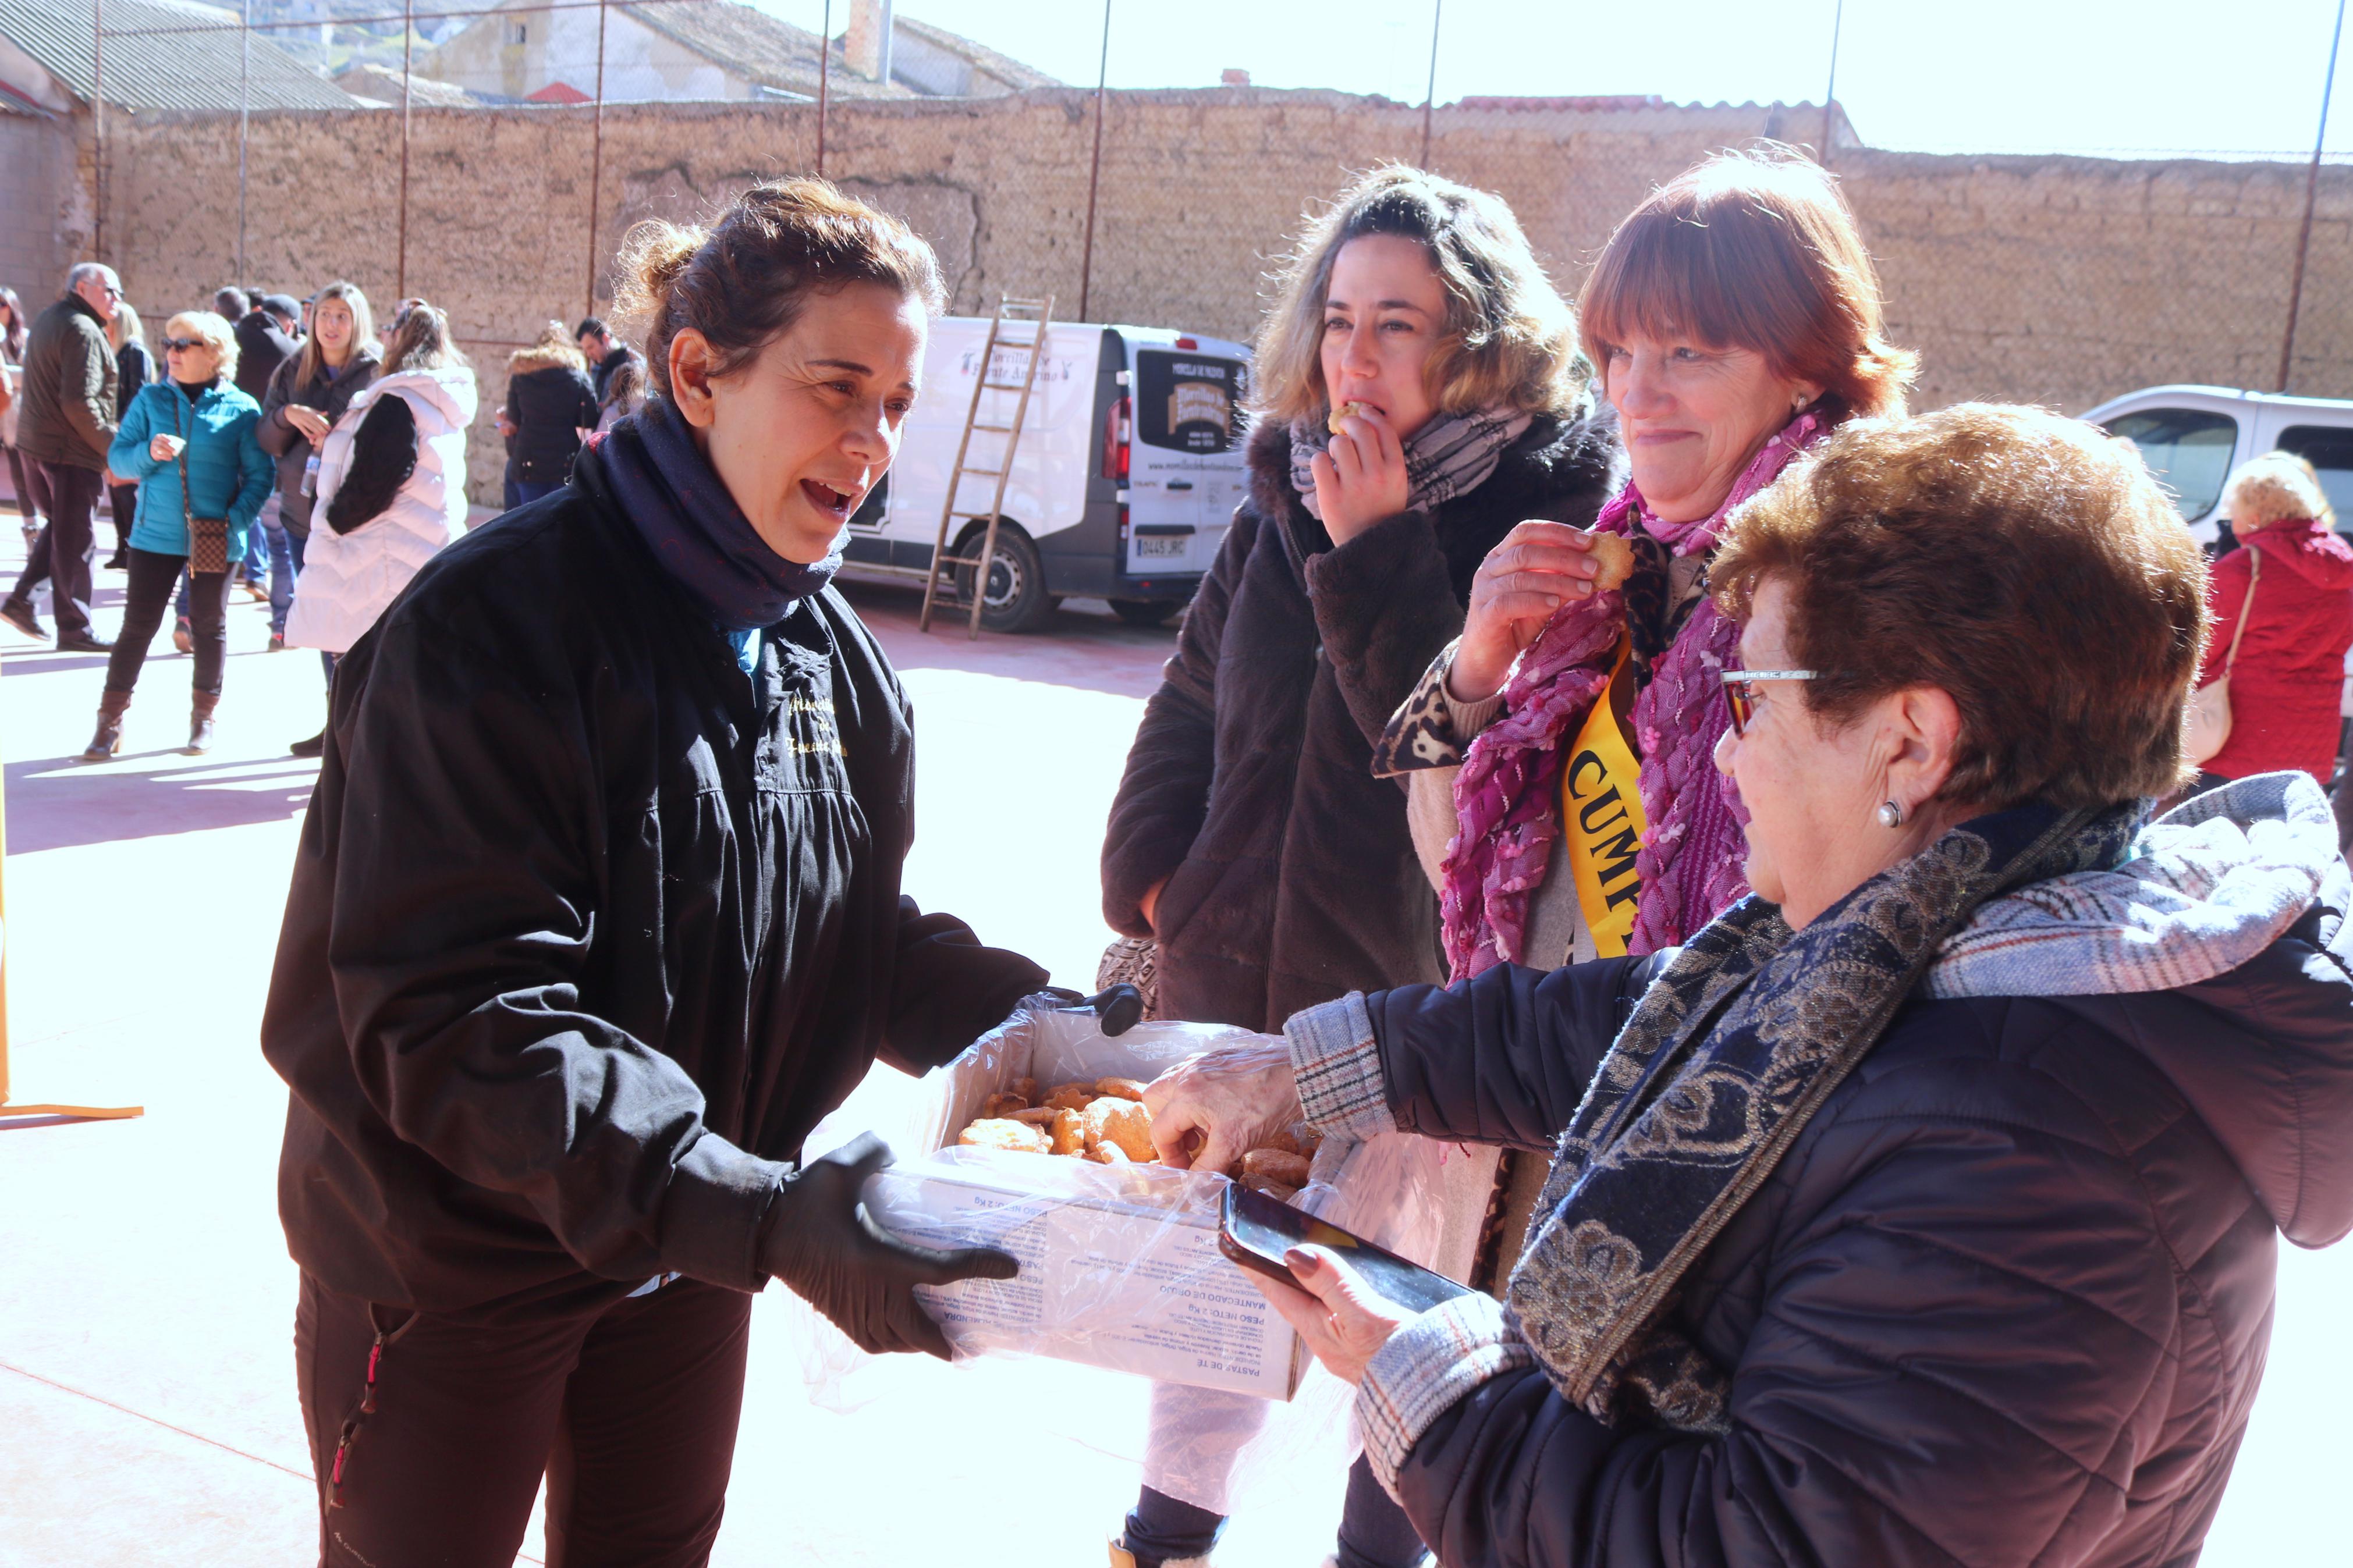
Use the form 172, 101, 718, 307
0, 272, 646, 758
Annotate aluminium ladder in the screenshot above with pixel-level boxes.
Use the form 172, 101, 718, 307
919, 293, 1053, 638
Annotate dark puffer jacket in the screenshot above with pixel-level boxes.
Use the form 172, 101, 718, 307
1102, 409, 1618, 1032
1311, 774, 2353, 1567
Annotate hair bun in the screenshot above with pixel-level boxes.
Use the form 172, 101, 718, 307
615, 221, 706, 330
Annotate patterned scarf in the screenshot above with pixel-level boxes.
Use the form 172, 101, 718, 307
591, 395, 840, 633
1287, 404, 1534, 522
1503, 796, 2145, 1433
1441, 408, 1828, 979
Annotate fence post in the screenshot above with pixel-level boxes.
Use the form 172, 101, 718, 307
587, 0, 607, 322
91, 0, 103, 262
1077, 0, 1110, 323
2280, 0, 2347, 394
1419, 0, 1442, 170
1820, 0, 1843, 169
238, 0, 250, 284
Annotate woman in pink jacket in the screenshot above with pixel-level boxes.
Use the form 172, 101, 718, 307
2196, 451, 2353, 786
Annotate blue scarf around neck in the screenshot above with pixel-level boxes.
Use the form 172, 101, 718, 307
594, 395, 841, 632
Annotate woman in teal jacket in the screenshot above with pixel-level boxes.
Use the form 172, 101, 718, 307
85, 308, 271, 760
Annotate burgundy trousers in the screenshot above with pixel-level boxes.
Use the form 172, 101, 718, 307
295, 1271, 753, 1568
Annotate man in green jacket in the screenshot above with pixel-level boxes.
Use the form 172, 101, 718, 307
2, 262, 122, 652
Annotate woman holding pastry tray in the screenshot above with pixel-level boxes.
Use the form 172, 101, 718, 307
261, 181, 1071, 1566
1149, 403, 2353, 1568
1100, 166, 1616, 1568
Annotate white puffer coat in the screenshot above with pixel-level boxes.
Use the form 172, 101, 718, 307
286, 364, 477, 655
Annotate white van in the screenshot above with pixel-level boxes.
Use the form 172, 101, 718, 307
2080, 385, 2353, 547
838, 317, 1254, 632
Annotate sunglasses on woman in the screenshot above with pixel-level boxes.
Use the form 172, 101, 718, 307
161, 336, 207, 351
1720, 669, 1825, 737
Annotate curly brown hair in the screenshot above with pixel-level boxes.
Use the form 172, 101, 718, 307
1713, 403, 2211, 807
1252, 165, 1583, 426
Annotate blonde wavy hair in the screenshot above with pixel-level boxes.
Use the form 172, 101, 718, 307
1252, 165, 1582, 428
164, 310, 239, 382
2223, 450, 2336, 533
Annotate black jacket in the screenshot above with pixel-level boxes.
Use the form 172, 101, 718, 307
1102, 410, 1617, 1032
1358, 887, 2353, 1566
257, 344, 381, 534
508, 360, 599, 486
262, 457, 1046, 1313
233, 312, 298, 404
592, 343, 642, 404
115, 339, 153, 419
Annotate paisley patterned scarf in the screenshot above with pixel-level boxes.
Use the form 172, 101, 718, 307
1440, 408, 1829, 980
1504, 795, 2146, 1432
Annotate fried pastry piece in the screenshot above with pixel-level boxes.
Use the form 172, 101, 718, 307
1083, 1096, 1158, 1163
1048, 1107, 1085, 1156
1010, 1077, 1039, 1104
1255, 1127, 1304, 1157
1044, 1082, 1096, 1114
1092, 1076, 1149, 1103
1006, 1107, 1059, 1125
1326, 400, 1368, 435
979, 1091, 1031, 1119
1240, 1148, 1311, 1189
1290, 1122, 1324, 1160
1585, 529, 1635, 595
1241, 1174, 1300, 1204
1087, 1142, 1131, 1165
959, 1118, 1049, 1154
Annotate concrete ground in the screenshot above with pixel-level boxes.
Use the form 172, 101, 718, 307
1, 510, 2348, 1566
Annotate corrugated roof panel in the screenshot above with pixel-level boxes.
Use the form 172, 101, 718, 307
0, 0, 362, 112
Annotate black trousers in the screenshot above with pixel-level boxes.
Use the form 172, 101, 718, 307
10, 459, 102, 635
296, 1272, 753, 1568
108, 482, 137, 550
107, 546, 229, 697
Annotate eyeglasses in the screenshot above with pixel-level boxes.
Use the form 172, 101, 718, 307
1721, 669, 1823, 737
161, 337, 205, 351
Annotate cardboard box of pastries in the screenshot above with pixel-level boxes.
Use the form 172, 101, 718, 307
861, 1007, 1317, 1400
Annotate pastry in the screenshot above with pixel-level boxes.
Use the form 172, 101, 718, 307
959, 1118, 1049, 1154
1326, 400, 1368, 435
1240, 1148, 1311, 1189
1044, 1082, 1096, 1115
1092, 1076, 1149, 1103
1585, 529, 1635, 594
1084, 1096, 1158, 1163
1047, 1107, 1085, 1156
979, 1090, 1031, 1119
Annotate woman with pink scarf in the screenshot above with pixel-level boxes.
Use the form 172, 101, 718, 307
1379, 148, 1916, 993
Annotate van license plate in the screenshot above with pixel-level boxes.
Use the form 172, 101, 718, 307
1136, 537, 1188, 559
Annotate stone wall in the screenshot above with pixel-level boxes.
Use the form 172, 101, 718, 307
87, 87, 2353, 504
0, 110, 90, 307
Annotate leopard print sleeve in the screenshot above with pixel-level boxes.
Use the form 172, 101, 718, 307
1372, 639, 1504, 777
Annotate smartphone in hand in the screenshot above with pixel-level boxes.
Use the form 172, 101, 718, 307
1218, 1183, 1472, 1315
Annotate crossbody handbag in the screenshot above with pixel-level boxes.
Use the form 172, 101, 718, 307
173, 389, 231, 575
2188, 548, 2261, 765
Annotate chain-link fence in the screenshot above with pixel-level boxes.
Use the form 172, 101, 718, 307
15, 0, 2352, 504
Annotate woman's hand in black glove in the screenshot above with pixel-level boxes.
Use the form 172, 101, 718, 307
757, 1132, 1018, 1359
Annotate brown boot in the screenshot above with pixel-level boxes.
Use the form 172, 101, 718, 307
187, 689, 219, 755
80, 689, 132, 762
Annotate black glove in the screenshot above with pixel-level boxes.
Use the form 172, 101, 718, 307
757, 1132, 1018, 1359
1029, 982, 1145, 1037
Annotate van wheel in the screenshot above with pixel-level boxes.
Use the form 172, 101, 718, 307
953, 525, 1052, 634
1110, 599, 1179, 628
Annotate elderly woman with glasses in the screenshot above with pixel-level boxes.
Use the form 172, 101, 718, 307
1145, 403, 2353, 1568
84, 309, 271, 758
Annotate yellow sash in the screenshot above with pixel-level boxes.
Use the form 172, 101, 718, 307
1559, 640, 1647, 958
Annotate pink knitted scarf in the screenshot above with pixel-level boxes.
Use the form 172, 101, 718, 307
1440, 408, 1828, 980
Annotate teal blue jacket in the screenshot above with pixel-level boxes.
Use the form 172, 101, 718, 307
108, 378, 272, 563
